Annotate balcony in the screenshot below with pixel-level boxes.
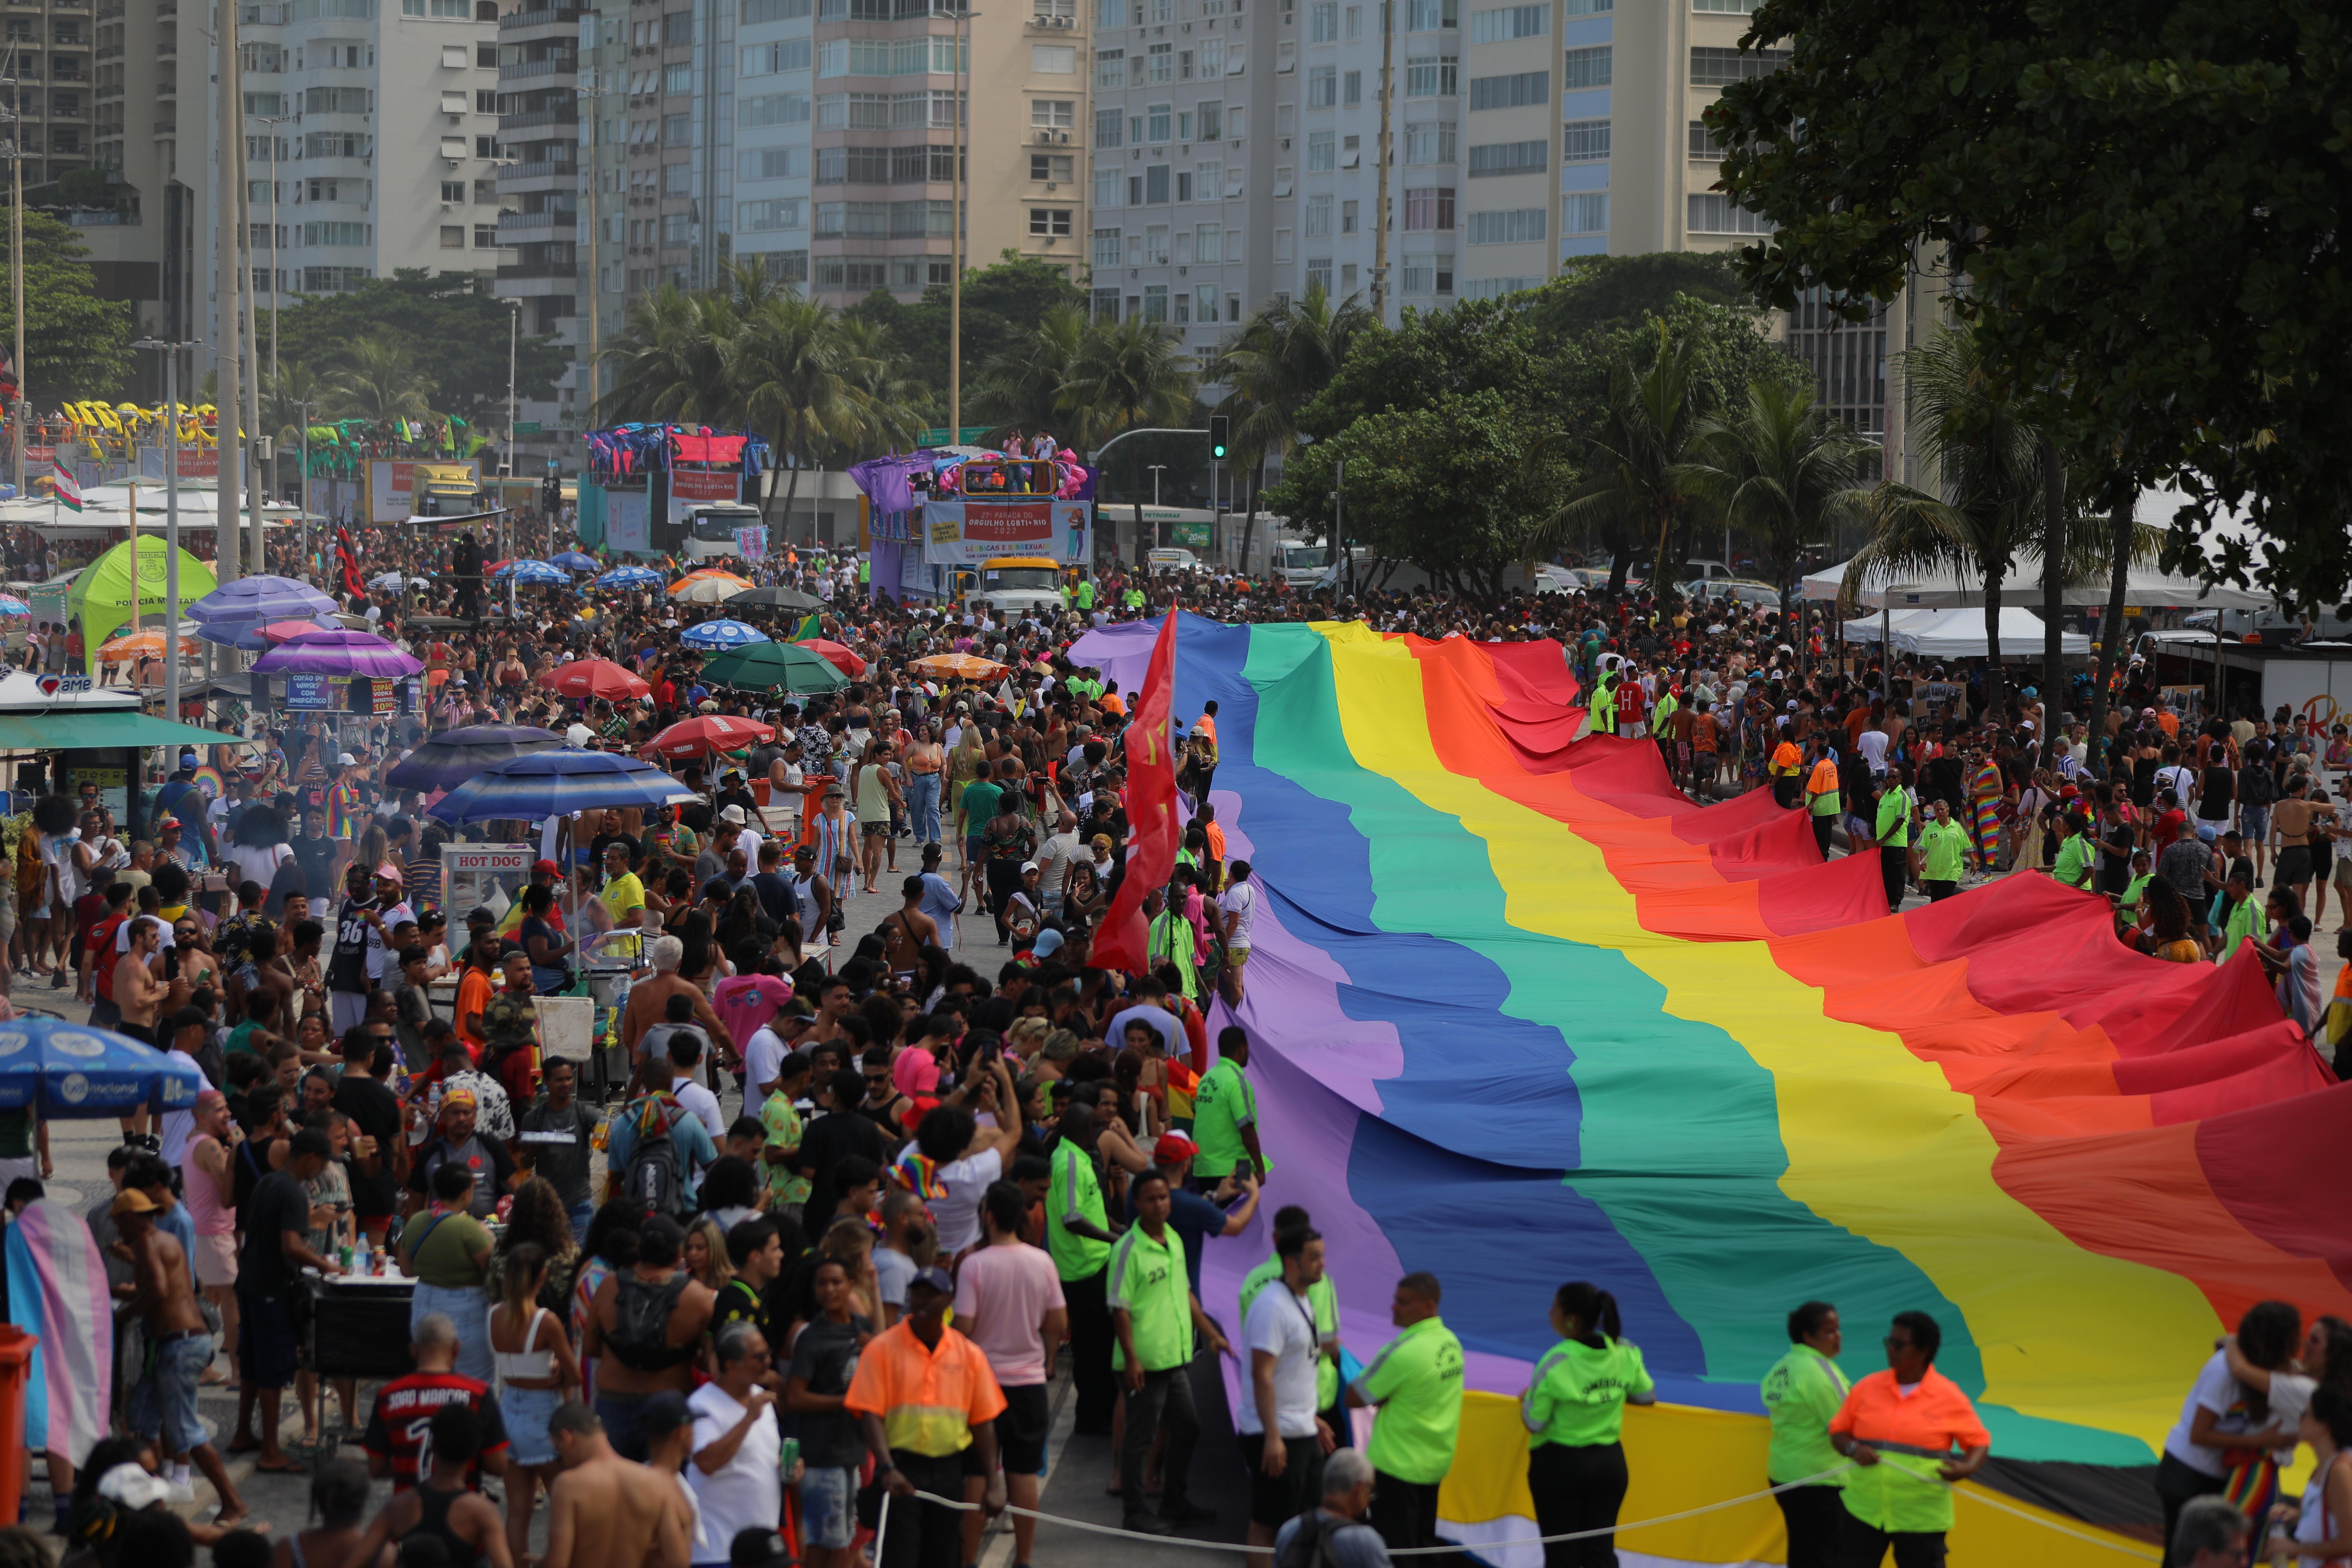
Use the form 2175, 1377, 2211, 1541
500, 55, 575, 78
499, 4, 581, 25
497, 104, 577, 131
498, 208, 572, 231
499, 157, 574, 180
497, 258, 578, 279
152, 117, 173, 131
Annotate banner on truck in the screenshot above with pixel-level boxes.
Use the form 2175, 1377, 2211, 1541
368, 459, 483, 524
667, 468, 742, 530
919, 499, 1090, 566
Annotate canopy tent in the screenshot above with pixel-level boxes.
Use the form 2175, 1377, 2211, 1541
1801, 551, 2270, 612
66, 538, 219, 673
1840, 605, 2094, 661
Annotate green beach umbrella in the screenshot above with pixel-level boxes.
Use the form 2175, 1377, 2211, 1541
701, 640, 850, 695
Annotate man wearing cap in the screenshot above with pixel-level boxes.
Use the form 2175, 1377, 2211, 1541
1137, 1131, 1262, 1296
846, 1265, 1007, 1568
230, 1126, 344, 1472
797, 779, 857, 911
114, 1186, 254, 1520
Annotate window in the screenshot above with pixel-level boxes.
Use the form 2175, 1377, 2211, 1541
1094, 48, 1125, 89
1031, 152, 1075, 182
1563, 191, 1608, 232
1143, 283, 1168, 321
1277, 40, 1296, 73
1194, 220, 1220, 258
737, 198, 806, 231
740, 41, 810, 76
1538, 125, 1604, 174
1692, 0, 1756, 11
1198, 101, 1222, 140
1405, 0, 1454, 28
1307, 128, 1334, 170
1402, 186, 1452, 229
1468, 205, 1543, 243
1469, 2, 1542, 41
1346, 3, 1363, 35
440, 181, 464, 202
1304, 193, 1331, 235
740, 92, 811, 125
1468, 70, 1545, 109
301, 266, 371, 292
663, 113, 690, 143
1093, 286, 1121, 322
1404, 54, 1455, 96
1687, 192, 1773, 233
1688, 119, 1728, 161
477, 89, 501, 113
1148, 41, 1174, 82
738, 146, 810, 179
740, 0, 812, 21
1340, 134, 1360, 167
662, 10, 692, 42
1148, 102, 1172, 141
1144, 224, 1171, 261
1562, 0, 1609, 11
1308, 64, 1335, 106
662, 213, 691, 243
1032, 43, 1077, 72
1273, 163, 1294, 196
1468, 138, 1543, 176
1343, 69, 1360, 104
439, 224, 465, 247
1341, 197, 1358, 232
304, 131, 372, 157
1401, 259, 1448, 294
1196, 159, 1221, 198
664, 63, 692, 94
1034, 98, 1076, 126
473, 223, 501, 248
1199, 38, 1224, 77
1029, 206, 1073, 236
1146, 163, 1171, 202
1304, 257, 1334, 294
303, 86, 370, 113
1404, 120, 1455, 163
1093, 227, 1122, 266
814, 259, 888, 290
1195, 283, 1220, 320
1094, 0, 1119, 22
1562, 46, 1611, 88
1689, 46, 1786, 85
299, 219, 368, 246
1096, 106, 1123, 147
1310, 0, 1336, 38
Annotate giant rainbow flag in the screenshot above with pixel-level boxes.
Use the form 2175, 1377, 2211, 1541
1070, 613, 2349, 1568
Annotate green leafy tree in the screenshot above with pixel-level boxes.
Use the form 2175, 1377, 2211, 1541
1061, 316, 1194, 562
324, 336, 436, 424
598, 283, 741, 427
846, 252, 1086, 424
1523, 252, 1751, 342
1688, 379, 1873, 619
1706, 0, 2352, 609
1297, 296, 1555, 440
0, 210, 135, 404
270, 270, 563, 424
1204, 279, 1371, 567
971, 304, 1097, 450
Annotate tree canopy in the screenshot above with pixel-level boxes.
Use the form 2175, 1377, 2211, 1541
846, 252, 1089, 424
1707, 0, 2352, 608
270, 270, 566, 424
0, 211, 135, 404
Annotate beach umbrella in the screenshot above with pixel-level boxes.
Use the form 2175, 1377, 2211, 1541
259, 618, 341, 643
641, 714, 775, 761
725, 584, 822, 612
96, 629, 203, 664
550, 552, 600, 572
366, 570, 428, 591
427, 748, 698, 825
793, 638, 866, 678
595, 566, 664, 590
0, 596, 28, 617
669, 569, 755, 605
701, 640, 849, 695
194, 615, 333, 652
384, 724, 565, 793
186, 572, 334, 625
679, 619, 770, 652
495, 560, 570, 586
250, 629, 424, 678
0, 1017, 208, 1117
911, 652, 1008, 681
541, 658, 652, 700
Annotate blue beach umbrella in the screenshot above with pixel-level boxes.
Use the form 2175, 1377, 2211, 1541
495, 559, 570, 586
426, 748, 696, 825
595, 566, 664, 590
0, 1018, 209, 1118
679, 618, 770, 651
550, 551, 600, 572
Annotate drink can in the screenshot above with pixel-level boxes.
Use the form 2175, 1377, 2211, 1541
779, 1437, 798, 1478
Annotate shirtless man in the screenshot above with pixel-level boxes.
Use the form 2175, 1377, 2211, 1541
543, 1401, 692, 1568
618, 936, 735, 1068
580, 1216, 716, 1461
879, 878, 941, 985
114, 915, 170, 1044
347, 1404, 514, 1568
112, 1187, 253, 1522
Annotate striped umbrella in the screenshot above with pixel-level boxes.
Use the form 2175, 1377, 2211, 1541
384, 723, 566, 792
679, 618, 770, 651
669, 569, 755, 604
0, 596, 30, 617
427, 748, 698, 824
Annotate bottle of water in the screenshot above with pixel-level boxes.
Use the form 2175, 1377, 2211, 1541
354, 1232, 372, 1276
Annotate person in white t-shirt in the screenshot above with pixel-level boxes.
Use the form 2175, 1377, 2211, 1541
685, 1323, 781, 1568
905, 1059, 1022, 1255
1239, 1227, 1334, 1560
951, 1181, 1067, 1567
1216, 860, 1259, 1006
2157, 1300, 2303, 1548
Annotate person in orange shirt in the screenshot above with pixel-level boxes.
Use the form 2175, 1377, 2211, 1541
1827, 1311, 1990, 1567
454, 936, 499, 1058
847, 1266, 1007, 1568
1771, 731, 1807, 810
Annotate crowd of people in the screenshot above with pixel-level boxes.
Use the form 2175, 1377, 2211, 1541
0, 527, 2340, 1568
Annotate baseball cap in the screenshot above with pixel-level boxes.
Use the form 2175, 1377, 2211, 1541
730, 1529, 798, 1568
469, 905, 498, 924
533, 859, 561, 876
1032, 928, 1065, 960
376, 861, 404, 884
638, 1389, 693, 1441
1152, 1131, 1198, 1164
1019, 860, 1038, 874
908, 1265, 954, 1296
110, 1188, 159, 1217
96, 1463, 170, 1510
338, 751, 357, 765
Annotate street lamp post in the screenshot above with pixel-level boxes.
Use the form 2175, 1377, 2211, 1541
131, 338, 202, 722
576, 76, 612, 420
2, 56, 24, 503
1146, 464, 1164, 506
947, 6, 978, 438
257, 115, 290, 504
505, 298, 520, 479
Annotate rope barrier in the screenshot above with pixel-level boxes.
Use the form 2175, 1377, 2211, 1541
871, 1457, 2157, 1562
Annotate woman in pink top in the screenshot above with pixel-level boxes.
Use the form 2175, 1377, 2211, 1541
181, 1090, 243, 1385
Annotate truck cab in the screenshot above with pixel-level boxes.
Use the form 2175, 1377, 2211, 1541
676, 501, 764, 562
1272, 541, 1330, 588
963, 556, 1069, 619
414, 462, 489, 518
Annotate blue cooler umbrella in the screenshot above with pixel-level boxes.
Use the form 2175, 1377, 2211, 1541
427, 748, 696, 824
496, 560, 570, 586
550, 551, 600, 572
679, 618, 769, 651
595, 566, 664, 590
187, 574, 339, 625
0, 1018, 209, 1118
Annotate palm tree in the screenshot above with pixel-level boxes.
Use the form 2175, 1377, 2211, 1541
597, 283, 739, 427
728, 292, 848, 531
1063, 316, 1195, 562
1204, 279, 1370, 568
1528, 320, 1714, 598
972, 304, 1096, 450
1839, 326, 2047, 725
325, 336, 435, 425
1689, 380, 1874, 629
822, 314, 925, 461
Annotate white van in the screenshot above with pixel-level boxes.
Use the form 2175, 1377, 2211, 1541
1147, 547, 1199, 576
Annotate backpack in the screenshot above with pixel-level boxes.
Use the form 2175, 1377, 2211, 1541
1276, 1511, 1340, 1568
607, 1271, 693, 1371
623, 1100, 687, 1219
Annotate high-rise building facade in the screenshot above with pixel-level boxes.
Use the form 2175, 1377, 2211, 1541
13, 0, 98, 187
493, 0, 583, 456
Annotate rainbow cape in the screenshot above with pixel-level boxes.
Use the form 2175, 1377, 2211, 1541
1072, 614, 2347, 1568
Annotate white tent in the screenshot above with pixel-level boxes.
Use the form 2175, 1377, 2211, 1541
1840, 607, 1941, 646
1864, 605, 2093, 661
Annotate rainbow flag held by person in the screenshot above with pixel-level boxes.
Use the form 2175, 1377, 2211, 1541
50, 466, 82, 513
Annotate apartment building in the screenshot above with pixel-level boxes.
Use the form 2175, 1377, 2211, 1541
492, 0, 583, 455
9, 0, 97, 186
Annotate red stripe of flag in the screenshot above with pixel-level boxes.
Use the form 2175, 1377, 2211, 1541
1090, 608, 1180, 975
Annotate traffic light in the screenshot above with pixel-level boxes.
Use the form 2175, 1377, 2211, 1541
1208, 415, 1229, 461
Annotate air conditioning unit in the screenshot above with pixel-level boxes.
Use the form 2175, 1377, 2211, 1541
1056, 128, 1069, 142
1045, 180, 1057, 189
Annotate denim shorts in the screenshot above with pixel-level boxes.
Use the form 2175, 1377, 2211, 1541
503, 1383, 565, 1467
130, 1332, 213, 1456
798, 1464, 860, 1550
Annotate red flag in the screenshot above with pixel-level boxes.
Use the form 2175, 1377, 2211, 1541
1091, 608, 1180, 975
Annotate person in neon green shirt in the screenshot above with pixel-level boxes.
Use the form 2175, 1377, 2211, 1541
1872, 773, 1916, 913
1917, 799, 1971, 902
1073, 578, 1096, 611
1189, 1026, 1266, 1183
2216, 869, 2262, 956
1107, 1170, 1229, 1536
2118, 852, 2154, 919
1760, 1300, 1851, 1568
1345, 1272, 1464, 1552
1047, 1092, 1120, 1434
1239, 1204, 1340, 1415
1520, 1281, 1654, 1562
2051, 811, 2098, 891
